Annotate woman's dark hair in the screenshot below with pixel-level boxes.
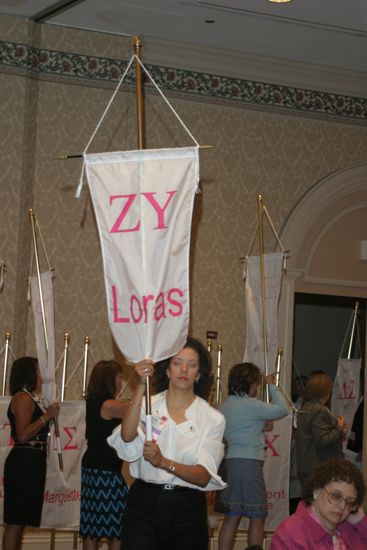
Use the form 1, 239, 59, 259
228, 362, 261, 396
153, 337, 213, 400
291, 375, 307, 402
304, 373, 333, 401
303, 459, 365, 507
9, 357, 38, 395
87, 360, 124, 400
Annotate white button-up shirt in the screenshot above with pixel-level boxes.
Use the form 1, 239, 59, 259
108, 390, 226, 491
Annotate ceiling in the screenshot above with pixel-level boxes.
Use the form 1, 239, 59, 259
1, 0, 367, 74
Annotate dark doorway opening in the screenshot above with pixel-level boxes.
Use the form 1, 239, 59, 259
292, 293, 366, 382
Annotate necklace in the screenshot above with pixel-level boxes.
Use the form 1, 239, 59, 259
21, 388, 34, 398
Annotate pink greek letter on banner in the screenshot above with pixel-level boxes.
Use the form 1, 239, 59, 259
0, 400, 86, 528
85, 147, 199, 362
331, 358, 361, 439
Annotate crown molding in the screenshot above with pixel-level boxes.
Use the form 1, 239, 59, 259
142, 36, 367, 99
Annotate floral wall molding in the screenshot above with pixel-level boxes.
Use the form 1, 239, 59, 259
1, 40, 366, 122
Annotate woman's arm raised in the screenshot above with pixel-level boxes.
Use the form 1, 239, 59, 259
121, 359, 154, 442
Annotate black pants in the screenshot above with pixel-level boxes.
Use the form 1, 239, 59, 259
122, 480, 209, 550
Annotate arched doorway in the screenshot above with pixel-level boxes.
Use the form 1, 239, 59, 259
278, 162, 367, 392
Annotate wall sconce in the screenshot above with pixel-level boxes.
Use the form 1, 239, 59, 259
360, 241, 367, 261
268, 0, 293, 3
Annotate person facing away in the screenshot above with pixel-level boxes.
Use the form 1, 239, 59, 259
216, 362, 288, 550
79, 360, 129, 550
296, 373, 346, 488
347, 396, 364, 460
346, 371, 364, 463
289, 374, 307, 514
2, 356, 59, 550
108, 336, 226, 550
269, 458, 367, 549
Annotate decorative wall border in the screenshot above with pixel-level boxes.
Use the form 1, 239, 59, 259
1, 40, 366, 122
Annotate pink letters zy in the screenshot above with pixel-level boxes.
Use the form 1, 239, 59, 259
109, 191, 176, 233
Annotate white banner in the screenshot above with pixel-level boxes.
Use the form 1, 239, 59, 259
240, 412, 292, 531
244, 252, 284, 372
0, 399, 86, 529
30, 271, 56, 403
85, 147, 199, 363
331, 358, 361, 437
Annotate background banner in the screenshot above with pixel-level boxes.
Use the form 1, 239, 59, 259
30, 271, 56, 403
85, 147, 199, 363
331, 357, 361, 437
239, 412, 292, 531
243, 252, 284, 373
0, 399, 86, 529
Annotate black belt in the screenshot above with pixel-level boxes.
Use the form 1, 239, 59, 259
135, 479, 199, 493
14, 440, 47, 451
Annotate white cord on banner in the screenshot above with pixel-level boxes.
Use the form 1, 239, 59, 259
76, 55, 136, 198
338, 307, 362, 359
338, 310, 355, 359
26, 215, 53, 301
263, 205, 286, 252
134, 56, 200, 148
27, 248, 34, 303
244, 204, 286, 262
35, 220, 53, 272
76, 54, 200, 198
0, 341, 16, 362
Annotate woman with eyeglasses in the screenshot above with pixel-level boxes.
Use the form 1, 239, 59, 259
269, 458, 367, 549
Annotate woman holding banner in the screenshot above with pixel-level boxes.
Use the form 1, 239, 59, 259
108, 337, 226, 550
216, 362, 288, 550
79, 360, 129, 550
2, 357, 59, 550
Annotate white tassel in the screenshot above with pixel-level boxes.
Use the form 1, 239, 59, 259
26, 278, 31, 303
0, 259, 5, 291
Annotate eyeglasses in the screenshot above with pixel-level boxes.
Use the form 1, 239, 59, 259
322, 488, 358, 511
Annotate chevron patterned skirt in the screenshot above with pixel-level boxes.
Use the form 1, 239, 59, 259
79, 467, 128, 539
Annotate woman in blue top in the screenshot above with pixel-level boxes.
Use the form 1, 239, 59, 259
217, 362, 288, 549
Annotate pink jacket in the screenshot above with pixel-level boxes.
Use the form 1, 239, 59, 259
269, 501, 367, 549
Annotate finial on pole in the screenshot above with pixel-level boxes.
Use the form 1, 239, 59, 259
132, 35, 145, 150
82, 336, 90, 399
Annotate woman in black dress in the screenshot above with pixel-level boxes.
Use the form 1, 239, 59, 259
79, 360, 129, 550
2, 356, 59, 550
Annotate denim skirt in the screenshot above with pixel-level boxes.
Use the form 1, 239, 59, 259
216, 458, 268, 518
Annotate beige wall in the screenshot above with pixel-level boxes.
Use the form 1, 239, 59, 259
1, 17, 367, 399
